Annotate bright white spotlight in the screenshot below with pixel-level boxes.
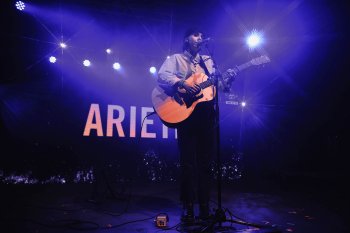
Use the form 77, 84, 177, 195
60, 42, 67, 48
166, 56, 170, 59
241, 102, 246, 107
246, 30, 263, 49
49, 56, 56, 63
83, 60, 91, 67
106, 48, 112, 54
15, 1, 25, 11
149, 66, 157, 74
113, 62, 121, 70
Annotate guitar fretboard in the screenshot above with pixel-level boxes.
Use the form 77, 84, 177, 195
196, 57, 265, 90
236, 61, 252, 72
199, 79, 214, 89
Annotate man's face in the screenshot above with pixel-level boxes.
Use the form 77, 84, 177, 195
187, 32, 203, 51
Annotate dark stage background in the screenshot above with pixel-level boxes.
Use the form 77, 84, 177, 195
1, 0, 349, 184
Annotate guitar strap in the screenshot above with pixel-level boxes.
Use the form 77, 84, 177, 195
199, 55, 219, 94
199, 56, 212, 77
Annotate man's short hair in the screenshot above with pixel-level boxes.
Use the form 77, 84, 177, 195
183, 27, 204, 39
182, 27, 205, 51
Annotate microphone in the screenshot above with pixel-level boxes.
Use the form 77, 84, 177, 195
198, 37, 212, 46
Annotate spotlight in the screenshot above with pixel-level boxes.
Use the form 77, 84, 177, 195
15, 1, 25, 11
113, 62, 121, 70
83, 60, 91, 67
106, 48, 112, 54
241, 102, 246, 107
246, 30, 263, 49
166, 56, 170, 59
49, 56, 56, 63
149, 66, 157, 74
60, 42, 67, 48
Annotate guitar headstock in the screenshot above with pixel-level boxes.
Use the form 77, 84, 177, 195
250, 55, 271, 66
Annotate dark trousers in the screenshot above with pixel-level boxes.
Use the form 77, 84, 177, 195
177, 102, 215, 205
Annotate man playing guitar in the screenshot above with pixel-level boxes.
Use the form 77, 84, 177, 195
154, 27, 269, 224
156, 27, 235, 224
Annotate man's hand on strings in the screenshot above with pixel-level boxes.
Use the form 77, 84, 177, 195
179, 80, 201, 96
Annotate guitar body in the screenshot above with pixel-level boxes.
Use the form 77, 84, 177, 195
152, 73, 215, 126
152, 55, 270, 126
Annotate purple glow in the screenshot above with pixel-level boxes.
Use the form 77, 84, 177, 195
0, 149, 243, 184
74, 169, 94, 183
141, 149, 170, 182
42, 176, 66, 184
1, 0, 340, 190
2, 172, 38, 184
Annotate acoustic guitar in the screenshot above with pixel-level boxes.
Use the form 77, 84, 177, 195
151, 55, 270, 126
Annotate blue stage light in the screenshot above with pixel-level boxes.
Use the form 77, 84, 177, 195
15, 1, 25, 11
246, 30, 263, 49
113, 62, 121, 70
49, 56, 56, 63
149, 66, 157, 74
60, 42, 67, 48
83, 60, 91, 67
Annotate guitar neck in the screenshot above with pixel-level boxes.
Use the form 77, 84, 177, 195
199, 79, 214, 89
235, 61, 252, 72
198, 56, 268, 89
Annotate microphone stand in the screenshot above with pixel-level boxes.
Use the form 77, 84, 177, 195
200, 44, 281, 233
201, 43, 231, 231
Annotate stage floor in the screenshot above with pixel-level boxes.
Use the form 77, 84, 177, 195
0, 176, 348, 233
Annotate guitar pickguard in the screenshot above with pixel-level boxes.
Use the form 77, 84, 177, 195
182, 93, 203, 108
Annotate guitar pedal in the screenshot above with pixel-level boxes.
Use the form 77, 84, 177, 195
155, 213, 169, 228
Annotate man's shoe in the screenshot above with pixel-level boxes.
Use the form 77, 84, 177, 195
181, 203, 195, 224
199, 203, 210, 221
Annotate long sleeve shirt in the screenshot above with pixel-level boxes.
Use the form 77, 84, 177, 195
157, 50, 215, 89
158, 50, 234, 92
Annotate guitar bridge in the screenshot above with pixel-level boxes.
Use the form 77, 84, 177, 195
174, 92, 184, 105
